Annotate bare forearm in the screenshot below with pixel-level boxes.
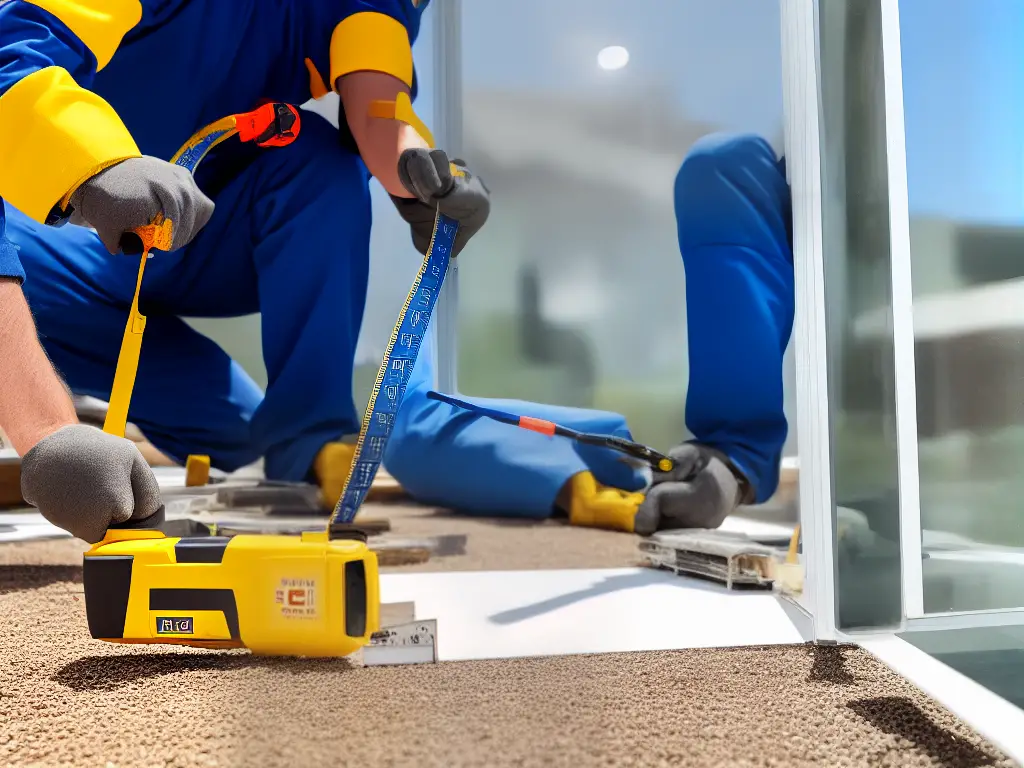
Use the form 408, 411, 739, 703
0, 279, 77, 454
337, 71, 430, 198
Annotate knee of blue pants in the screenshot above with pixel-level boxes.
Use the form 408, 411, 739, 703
673, 133, 793, 503
384, 328, 647, 517
674, 133, 792, 254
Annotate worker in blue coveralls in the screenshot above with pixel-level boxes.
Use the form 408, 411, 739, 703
385, 133, 792, 535
0, 0, 490, 543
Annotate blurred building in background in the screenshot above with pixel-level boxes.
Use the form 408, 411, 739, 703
457, 86, 727, 451
454, 0, 791, 455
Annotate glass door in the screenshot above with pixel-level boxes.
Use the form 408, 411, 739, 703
813, 0, 1024, 630
895, 0, 1024, 624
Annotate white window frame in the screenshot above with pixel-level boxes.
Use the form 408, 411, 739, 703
780, 0, 838, 643
431, 0, 463, 395
878, 0, 927, 621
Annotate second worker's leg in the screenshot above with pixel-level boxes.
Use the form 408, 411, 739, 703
637, 133, 794, 534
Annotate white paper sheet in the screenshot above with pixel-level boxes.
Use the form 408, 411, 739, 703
380, 567, 805, 661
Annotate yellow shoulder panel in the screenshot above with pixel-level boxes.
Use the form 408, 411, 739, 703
24, 0, 143, 71
0, 67, 141, 222
330, 12, 414, 90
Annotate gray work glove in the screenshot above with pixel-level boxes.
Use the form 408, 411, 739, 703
391, 148, 490, 256
20, 425, 164, 544
634, 443, 753, 536
69, 156, 215, 254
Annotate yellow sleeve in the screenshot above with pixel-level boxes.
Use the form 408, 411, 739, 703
0, 0, 143, 223
329, 12, 415, 90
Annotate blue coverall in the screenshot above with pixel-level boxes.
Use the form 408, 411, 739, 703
384, 133, 794, 515
0, 0, 428, 483
0, 208, 25, 283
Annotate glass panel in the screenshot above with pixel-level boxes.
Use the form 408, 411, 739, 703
817, 0, 903, 630
456, 0, 793, 458
900, 0, 1024, 613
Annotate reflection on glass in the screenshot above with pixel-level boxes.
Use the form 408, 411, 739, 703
818, 0, 902, 630
455, 0, 791, 456
899, 0, 1024, 613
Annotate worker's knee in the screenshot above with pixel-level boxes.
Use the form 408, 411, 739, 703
675, 133, 779, 196
674, 133, 790, 252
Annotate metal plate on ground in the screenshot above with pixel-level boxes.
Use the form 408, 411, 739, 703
216, 481, 323, 512
0, 505, 216, 544
639, 529, 781, 589
186, 511, 391, 536
363, 619, 438, 666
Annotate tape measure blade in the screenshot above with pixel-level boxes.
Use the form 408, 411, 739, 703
364, 618, 438, 666
331, 213, 459, 525
172, 126, 237, 173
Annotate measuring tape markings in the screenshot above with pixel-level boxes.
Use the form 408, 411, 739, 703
172, 128, 237, 172
331, 212, 459, 526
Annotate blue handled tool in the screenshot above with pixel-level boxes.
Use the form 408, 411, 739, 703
425, 390, 677, 473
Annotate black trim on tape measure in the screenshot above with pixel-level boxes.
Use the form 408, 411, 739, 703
149, 589, 240, 639
108, 505, 166, 532
328, 524, 369, 543
174, 537, 232, 564
83, 555, 134, 639
344, 561, 367, 638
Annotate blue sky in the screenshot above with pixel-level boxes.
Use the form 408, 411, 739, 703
900, 0, 1024, 222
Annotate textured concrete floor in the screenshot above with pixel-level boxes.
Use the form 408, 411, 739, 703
0, 502, 1015, 767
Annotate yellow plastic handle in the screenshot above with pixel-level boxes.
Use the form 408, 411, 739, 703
101, 217, 174, 438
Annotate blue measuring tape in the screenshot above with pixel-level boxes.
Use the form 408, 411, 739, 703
174, 130, 236, 172
330, 212, 459, 525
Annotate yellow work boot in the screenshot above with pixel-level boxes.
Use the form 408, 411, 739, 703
313, 441, 357, 510
564, 471, 645, 533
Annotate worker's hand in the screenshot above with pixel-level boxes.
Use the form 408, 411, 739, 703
20, 425, 163, 544
633, 443, 752, 536
390, 148, 490, 256
69, 156, 215, 254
